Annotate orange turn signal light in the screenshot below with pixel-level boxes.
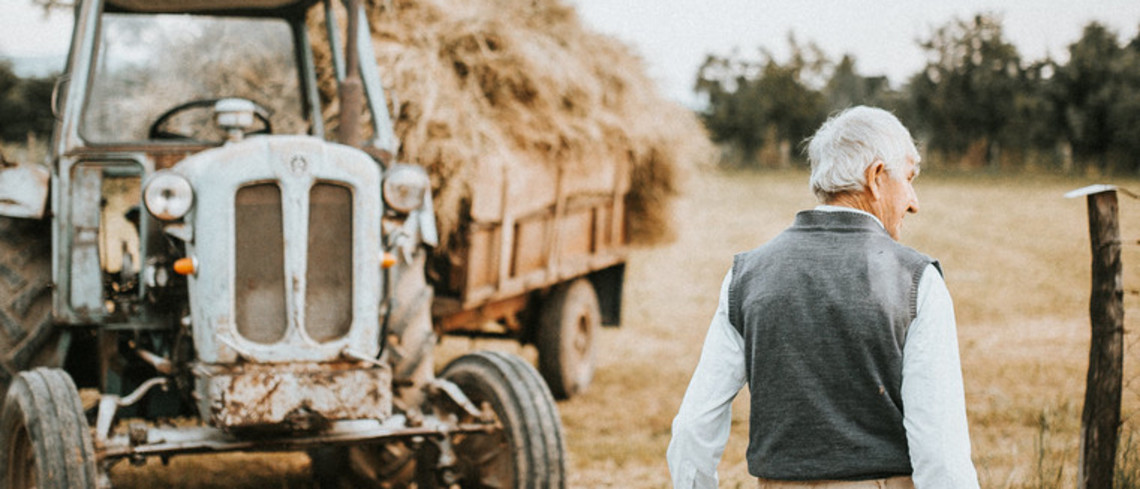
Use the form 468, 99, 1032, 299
173, 257, 197, 276
381, 252, 397, 269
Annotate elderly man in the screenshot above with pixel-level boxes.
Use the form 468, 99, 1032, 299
667, 106, 979, 488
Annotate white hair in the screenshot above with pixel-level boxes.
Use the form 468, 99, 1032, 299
806, 106, 919, 202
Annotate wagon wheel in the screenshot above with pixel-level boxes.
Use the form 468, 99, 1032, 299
437, 351, 566, 489
536, 278, 599, 399
0, 368, 97, 489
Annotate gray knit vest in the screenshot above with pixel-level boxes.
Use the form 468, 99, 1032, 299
728, 210, 938, 480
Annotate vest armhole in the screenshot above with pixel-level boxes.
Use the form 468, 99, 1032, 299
729, 254, 745, 336
909, 258, 940, 319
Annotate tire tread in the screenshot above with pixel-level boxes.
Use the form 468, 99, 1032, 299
535, 278, 599, 399
441, 351, 566, 489
0, 368, 97, 489
0, 217, 53, 384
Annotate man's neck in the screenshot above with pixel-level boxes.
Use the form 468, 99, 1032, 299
824, 192, 874, 214
819, 192, 886, 230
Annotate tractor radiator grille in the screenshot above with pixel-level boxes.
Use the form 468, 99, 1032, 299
305, 183, 353, 342
234, 183, 288, 344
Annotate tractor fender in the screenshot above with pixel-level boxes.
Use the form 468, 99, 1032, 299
0, 162, 49, 219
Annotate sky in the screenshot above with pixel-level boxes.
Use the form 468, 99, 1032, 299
566, 0, 1140, 105
0, 3, 73, 56
3, 1, 1140, 105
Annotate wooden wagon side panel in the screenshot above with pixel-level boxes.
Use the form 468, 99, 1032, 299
434, 151, 630, 332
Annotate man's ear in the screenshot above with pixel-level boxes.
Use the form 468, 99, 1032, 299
864, 160, 885, 200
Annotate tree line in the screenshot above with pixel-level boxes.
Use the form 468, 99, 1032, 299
4, 13, 1138, 174
0, 61, 54, 144
696, 14, 1140, 173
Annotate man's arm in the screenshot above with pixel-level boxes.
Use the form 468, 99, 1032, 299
901, 264, 980, 488
667, 271, 747, 489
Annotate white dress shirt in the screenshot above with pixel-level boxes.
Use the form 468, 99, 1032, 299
666, 207, 979, 489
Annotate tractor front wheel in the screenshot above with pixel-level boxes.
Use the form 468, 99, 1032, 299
0, 368, 97, 489
438, 351, 566, 489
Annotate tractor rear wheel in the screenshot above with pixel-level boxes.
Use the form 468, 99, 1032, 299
0, 217, 57, 392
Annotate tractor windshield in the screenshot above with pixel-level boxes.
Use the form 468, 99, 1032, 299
81, 13, 308, 143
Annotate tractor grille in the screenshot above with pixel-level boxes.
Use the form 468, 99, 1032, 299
234, 183, 287, 344
232, 181, 354, 345
305, 183, 353, 342
179, 137, 383, 366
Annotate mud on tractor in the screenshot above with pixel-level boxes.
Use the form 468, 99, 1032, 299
0, 0, 566, 487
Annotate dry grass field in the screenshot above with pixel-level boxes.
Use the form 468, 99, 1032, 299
109, 167, 1140, 488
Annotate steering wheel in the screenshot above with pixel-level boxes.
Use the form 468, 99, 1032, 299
148, 97, 273, 141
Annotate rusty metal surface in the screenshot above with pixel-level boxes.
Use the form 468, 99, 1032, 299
194, 361, 392, 430
433, 294, 528, 334
66, 145, 209, 168
98, 416, 497, 461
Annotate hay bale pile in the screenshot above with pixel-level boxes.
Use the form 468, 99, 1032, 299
356, 0, 711, 245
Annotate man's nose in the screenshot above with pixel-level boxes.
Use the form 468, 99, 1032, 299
908, 192, 919, 214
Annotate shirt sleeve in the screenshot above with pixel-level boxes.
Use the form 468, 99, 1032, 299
902, 264, 981, 489
667, 270, 747, 489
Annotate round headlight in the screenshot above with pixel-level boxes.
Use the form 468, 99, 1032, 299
382, 164, 429, 214
143, 171, 194, 221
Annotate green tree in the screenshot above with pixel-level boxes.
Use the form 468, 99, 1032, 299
0, 61, 55, 143
695, 35, 827, 168
694, 52, 768, 164
1106, 31, 1140, 170
1052, 22, 1121, 166
909, 14, 1026, 166
1044, 22, 1140, 172
823, 55, 897, 113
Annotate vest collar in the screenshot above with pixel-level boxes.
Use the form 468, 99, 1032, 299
797, 208, 889, 234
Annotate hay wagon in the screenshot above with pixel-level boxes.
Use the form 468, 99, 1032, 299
360, 0, 704, 401
430, 155, 629, 399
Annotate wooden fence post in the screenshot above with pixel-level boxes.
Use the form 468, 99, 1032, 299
1077, 189, 1124, 489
